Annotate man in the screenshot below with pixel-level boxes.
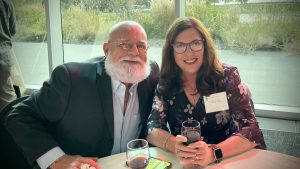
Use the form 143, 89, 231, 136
4, 21, 159, 169
0, 0, 24, 110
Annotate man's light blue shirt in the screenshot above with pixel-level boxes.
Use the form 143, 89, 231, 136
110, 78, 141, 154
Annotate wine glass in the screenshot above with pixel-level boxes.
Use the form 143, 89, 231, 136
181, 120, 201, 145
126, 139, 150, 169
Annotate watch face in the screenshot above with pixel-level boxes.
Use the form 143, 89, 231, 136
215, 148, 223, 159
211, 145, 223, 163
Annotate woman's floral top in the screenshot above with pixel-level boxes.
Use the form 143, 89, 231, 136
147, 64, 266, 149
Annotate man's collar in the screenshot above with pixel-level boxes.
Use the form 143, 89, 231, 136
111, 78, 138, 93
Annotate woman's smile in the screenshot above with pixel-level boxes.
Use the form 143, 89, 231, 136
184, 58, 198, 64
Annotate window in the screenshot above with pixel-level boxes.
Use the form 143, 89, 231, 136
12, 0, 48, 87
12, 0, 300, 110
186, 0, 300, 108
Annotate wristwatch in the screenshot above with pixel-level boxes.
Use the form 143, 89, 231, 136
210, 144, 223, 163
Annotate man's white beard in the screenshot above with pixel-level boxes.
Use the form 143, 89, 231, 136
105, 55, 151, 84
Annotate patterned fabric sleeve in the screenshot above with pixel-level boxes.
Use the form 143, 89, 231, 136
146, 87, 170, 135
225, 66, 266, 149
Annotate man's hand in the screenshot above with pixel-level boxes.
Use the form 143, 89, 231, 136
49, 154, 100, 169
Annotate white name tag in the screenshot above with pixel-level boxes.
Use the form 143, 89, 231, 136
203, 92, 229, 113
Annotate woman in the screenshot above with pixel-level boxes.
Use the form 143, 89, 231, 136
146, 17, 266, 167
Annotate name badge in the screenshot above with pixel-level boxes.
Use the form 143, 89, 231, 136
203, 92, 229, 113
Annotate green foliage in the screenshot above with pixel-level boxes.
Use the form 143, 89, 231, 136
11, 0, 300, 53
187, 1, 240, 40
187, 1, 300, 53
61, 0, 150, 13
62, 6, 107, 43
12, 2, 46, 42
129, 0, 174, 39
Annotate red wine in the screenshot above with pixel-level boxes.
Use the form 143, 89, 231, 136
182, 129, 200, 145
128, 156, 148, 169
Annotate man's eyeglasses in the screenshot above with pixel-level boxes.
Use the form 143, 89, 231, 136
109, 41, 148, 53
172, 39, 205, 54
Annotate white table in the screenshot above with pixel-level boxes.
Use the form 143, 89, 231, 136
97, 147, 300, 169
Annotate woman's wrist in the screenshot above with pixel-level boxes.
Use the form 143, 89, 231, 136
163, 135, 172, 150
209, 146, 216, 164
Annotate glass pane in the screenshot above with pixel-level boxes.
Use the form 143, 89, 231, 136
12, 0, 48, 87
61, 0, 174, 66
186, 0, 300, 107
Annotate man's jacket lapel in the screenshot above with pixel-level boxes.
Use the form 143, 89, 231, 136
96, 59, 114, 140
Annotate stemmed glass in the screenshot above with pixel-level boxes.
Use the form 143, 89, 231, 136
126, 139, 150, 169
181, 120, 201, 145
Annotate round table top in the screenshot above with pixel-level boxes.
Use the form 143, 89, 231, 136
97, 147, 300, 169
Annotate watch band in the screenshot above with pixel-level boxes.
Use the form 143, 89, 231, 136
210, 144, 223, 163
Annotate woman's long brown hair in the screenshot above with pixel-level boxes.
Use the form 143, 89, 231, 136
158, 16, 224, 98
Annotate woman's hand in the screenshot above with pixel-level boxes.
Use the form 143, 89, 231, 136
175, 135, 215, 167
188, 140, 215, 167
49, 155, 100, 169
175, 135, 197, 166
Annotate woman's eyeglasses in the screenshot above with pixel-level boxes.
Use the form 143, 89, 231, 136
172, 39, 205, 54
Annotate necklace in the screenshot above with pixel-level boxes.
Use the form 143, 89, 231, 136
191, 91, 199, 106
184, 86, 199, 106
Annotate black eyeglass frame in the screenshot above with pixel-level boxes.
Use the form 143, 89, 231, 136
171, 39, 205, 54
